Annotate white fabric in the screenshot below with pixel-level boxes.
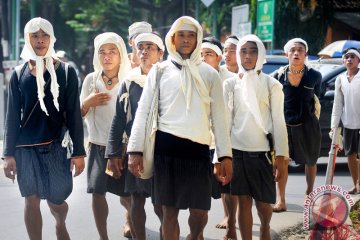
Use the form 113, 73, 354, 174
225, 37, 239, 46
20, 17, 59, 116
128, 22, 152, 39
236, 34, 268, 134
134, 33, 165, 51
201, 42, 222, 56
80, 72, 119, 145
165, 16, 211, 111
343, 49, 360, 68
283, 38, 308, 53
92, 32, 131, 83
124, 66, 146, 88
331, 70, 360, 129
223, 74, 289, 157
219, 66, 235, 82
178, 23, 197, 32
127, 60, 232, 159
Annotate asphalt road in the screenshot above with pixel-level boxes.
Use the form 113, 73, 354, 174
0, 148, 353, 240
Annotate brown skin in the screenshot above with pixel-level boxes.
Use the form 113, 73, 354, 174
171, 30, 197, 59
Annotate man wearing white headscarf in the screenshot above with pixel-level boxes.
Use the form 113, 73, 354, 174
223, 34, 288, 240
272, 38, 321, 213
127, 21, 152, 68
2, 17, 85, 240
80, 32, 132, 240
105, 32, 164, 240
331, 48, 360, 195
127, 16, 232, 240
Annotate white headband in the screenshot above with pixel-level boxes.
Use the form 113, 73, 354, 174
343, 49, 360, 60
284, 38, 308, 53
134, 33, 165, 51
201, 42, 222, 56
225, 38, 239, 46
178, 23, 197, 32
128, 22, 152, 39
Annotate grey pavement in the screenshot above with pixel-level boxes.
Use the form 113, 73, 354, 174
0, 139, 355, 239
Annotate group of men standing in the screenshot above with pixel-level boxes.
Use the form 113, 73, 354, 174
2, 13, 360, 240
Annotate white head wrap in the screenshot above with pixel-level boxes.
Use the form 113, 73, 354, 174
343, 49, 360, 68
93, 32, 131, 83
236, 34, 268, 134
128, 22, 152, 39
283, 38, 309, 65
134, 33, 165, 51
20, 17, 59, 116
284, 38, 308, 53
225, 37, 239, 47
165, 16, 210, 111
201, 42, 222, 56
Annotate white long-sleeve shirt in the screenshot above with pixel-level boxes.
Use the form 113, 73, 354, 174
127, 60, 232, 159
331, 71, 360, 129
80, 72, 119, 146
223, 73, 289, 157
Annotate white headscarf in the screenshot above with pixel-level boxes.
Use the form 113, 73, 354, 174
128, 22, 152, 39
134, 33, 165, 52
165, 16, 210, 111
236, 34, 268, 134
20, 17, 59, 116
92, 32, 131, 83
284, 38, 309, 65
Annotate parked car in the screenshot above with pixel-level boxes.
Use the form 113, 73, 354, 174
263, 55, 288, 74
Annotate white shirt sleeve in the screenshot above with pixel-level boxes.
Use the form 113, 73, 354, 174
331, 76, 344, 128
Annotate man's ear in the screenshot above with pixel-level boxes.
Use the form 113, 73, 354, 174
217, 55, 223, 65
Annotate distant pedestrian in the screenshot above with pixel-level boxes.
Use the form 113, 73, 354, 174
2, 17, 85, 240
223, 34, 288, 240
127, 22, 152, 68
105, 32, 165, 240
272, 38, 322, 212
127, 16, 233, 240
80, 32, 131, 239
201, 36, 237, 239
331, 47, 360, 194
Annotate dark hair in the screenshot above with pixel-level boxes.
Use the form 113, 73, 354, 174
342, 47, 360, 55
202, 36, 223, 53
226, 35, 239, 41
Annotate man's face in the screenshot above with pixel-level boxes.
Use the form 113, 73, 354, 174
343, 52, 360, 71
136, 41, 163, 67
223, 43, 237, 68
98, 43, 121, 71
239, 41, 258, 70
201, 48, 222, 70
29, 29, 50, 56
172, 30, 197, 59
287, 43, 307, 66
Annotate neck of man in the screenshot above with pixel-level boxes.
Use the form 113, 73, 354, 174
227, 64, 238, 73
289, 63, 305, 72
347, 67, 359, 78
141, 64, 152, 75
103, 67, 119, 78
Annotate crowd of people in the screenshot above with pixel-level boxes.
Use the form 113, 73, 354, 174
2, 15, 360, 240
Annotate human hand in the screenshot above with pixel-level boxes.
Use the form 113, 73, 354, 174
214, 158, 232, 185
273, 156, 287, 182
85, 89, 111, 107
128, 154, 144, 178
329, 128, 335, 140
108, 157, 123, 179
70, 157, 85, 177
3, 156, 16, 183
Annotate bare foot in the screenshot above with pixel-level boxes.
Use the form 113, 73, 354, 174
224, 226, 237, 240
272, 202, 287, 213
215, 217, 228, 229
123, 222, 132, 238
56, 224, 70, 240
186, 233, 204, 240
